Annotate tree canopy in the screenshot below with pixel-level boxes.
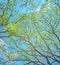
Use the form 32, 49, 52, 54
0, 0, 60, 65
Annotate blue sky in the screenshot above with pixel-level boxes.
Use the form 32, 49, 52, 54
14, 0, 46, 13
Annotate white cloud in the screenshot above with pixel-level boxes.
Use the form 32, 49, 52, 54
47, 3, 51, 9
0, 39, 6, 45
36, 7, 41, 12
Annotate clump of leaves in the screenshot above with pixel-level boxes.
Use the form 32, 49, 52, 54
0, 15, 8, 26
7, 23, 17, 35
